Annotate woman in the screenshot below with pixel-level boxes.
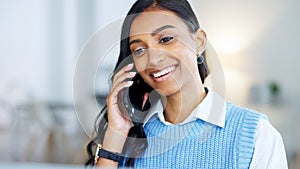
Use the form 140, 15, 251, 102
86, 0, 287, 168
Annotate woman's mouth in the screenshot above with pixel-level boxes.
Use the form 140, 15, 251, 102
150, 65, 177, 82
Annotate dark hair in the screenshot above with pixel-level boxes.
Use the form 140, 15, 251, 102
85, 0, 209, 167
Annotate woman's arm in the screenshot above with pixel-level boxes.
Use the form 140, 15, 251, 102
250, 118, 288, 169
96, 63, 136, 168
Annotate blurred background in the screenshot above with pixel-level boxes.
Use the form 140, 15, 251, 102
0, 0, 299, 168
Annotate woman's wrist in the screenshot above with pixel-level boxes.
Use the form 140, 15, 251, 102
102, 124, 128, 153
97, 125, 128, 167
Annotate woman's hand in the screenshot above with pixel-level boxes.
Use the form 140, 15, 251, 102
98, 63, 136, 167
106, 63, 136, 135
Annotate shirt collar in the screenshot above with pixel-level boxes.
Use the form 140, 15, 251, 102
143, 87, 226, 128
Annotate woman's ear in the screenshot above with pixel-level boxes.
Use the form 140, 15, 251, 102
195, 29, 207, 54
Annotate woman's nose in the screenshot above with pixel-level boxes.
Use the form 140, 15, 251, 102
147, 48, 165, 66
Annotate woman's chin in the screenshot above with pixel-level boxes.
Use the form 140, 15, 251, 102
154, 86, 181, 98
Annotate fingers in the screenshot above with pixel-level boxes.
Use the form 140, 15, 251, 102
108, 63, 136, 105
105, 63, 137, 134
111, 64, 136, 91
113, 63, 134, 82
110, 81, 134, 101
112, 72, 136, 91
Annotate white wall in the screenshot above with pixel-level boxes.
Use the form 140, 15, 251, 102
193, 0, 300, 105
0, 0, 49, 102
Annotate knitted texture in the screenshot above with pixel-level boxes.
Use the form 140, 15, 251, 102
134, 102, 267, 169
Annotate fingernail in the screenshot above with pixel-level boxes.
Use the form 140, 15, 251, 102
129, 72, 136, 76
127, 81, 134, 85
127, 63, 134, 67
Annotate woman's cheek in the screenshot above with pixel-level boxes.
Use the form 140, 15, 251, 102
133, 58, 146, 73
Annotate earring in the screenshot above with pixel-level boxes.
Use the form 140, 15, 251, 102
197, 54, 204, 64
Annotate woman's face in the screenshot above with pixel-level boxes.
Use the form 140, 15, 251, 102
129, 9, 206, 96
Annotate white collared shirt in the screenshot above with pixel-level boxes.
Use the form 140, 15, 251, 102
143, 88, 288, 169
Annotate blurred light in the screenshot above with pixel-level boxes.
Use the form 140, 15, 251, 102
212, 33, 246, 56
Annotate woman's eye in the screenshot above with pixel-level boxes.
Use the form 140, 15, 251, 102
132, 48, 146, 57
160, 36, 174, 44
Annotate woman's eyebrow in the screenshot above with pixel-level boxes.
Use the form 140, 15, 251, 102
129, 39, 142, 46
129, 25, 176, 46
151, 25, 175, 36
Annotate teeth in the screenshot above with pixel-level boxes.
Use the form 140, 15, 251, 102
152, 66, 175, 78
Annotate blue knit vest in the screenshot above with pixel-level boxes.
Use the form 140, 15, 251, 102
133, 103, 267, 169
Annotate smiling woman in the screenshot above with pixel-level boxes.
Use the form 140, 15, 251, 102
85, 0, 288, 168
130, 13, 204, 95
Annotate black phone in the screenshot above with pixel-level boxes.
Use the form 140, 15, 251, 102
116, 57, 160, 125
122, 75, 160, 125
